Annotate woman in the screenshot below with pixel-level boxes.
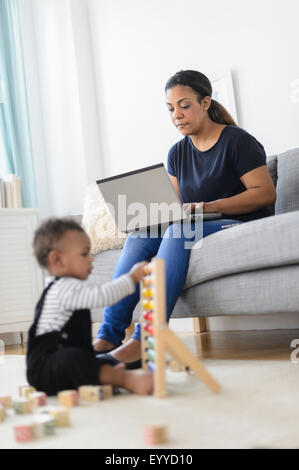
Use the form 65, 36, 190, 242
93, 70, 276, 363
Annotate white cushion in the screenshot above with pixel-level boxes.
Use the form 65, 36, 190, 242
82, 183, 127, 254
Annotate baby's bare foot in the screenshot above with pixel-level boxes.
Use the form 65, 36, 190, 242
124, 370, 154, 395
98, 365, 153, 396
93, 338, 116, 352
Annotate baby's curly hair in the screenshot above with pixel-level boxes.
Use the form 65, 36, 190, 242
33, 218, 85, 268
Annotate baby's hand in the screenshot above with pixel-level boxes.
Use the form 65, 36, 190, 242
129, 262, 148, 284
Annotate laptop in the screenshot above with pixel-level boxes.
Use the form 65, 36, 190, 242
96, 163, 222, 233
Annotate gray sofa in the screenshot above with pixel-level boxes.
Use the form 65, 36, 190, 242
89, 148, 299, 330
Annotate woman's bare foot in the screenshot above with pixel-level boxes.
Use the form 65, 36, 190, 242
110, 338, 141, 362
99, 364, 153, 396
93, 338, 116, 352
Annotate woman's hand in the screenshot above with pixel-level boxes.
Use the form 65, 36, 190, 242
201, 201, 222, 213
183, 202, 203, 214
183, 201, 220, 214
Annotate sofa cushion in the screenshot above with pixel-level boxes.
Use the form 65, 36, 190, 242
90, 210, 299, 304
175, 264, 299, 317
275, 148, 299, 214
185, 210, 299, 289
82, 183, 127, 254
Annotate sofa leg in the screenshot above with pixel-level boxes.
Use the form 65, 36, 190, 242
123, 322, 135, 343
193, 317, 208, 334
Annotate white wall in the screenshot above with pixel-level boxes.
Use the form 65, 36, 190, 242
87, 0, 299, 177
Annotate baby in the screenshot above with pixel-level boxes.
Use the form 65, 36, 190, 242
26, 218, 153, 396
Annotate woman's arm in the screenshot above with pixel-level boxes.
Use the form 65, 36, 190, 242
203, 165, 276, 215
169, 174, 181, 200
169, 175, 197, 214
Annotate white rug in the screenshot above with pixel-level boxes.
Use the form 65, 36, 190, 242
0, 355, 299, 449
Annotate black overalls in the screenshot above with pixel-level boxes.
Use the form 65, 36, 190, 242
26, 278, 113, 395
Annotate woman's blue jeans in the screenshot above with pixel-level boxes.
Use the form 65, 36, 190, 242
96, 218, 242, 344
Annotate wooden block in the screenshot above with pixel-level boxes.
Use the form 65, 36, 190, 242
39, 415, 55, 436
49, 407, 71, 427
99, 385, 113, 400
0, 404, 6, 422
18, 385, 36, 398
79, 385, 101, 403
13, 397, 33, 415
0, 396, 12, 409
13, 423, 33, 443
29, 391, 47, 407
144, 425, 167, 445
18, 384, 28, 396
58, 390, 79, 407
32, 415, 55, 438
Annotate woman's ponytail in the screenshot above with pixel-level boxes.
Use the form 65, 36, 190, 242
165, 70, 237, 126
208, 99, 237, 126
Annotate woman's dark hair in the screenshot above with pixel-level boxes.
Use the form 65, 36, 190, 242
33, 217, 85, 268
165, 70, 237, 126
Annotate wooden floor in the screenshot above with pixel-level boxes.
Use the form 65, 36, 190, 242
4, 329, 298, 361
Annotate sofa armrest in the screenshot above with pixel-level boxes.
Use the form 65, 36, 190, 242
185, 210, 299, 289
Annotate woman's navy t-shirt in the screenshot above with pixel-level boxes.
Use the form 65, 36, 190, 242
167, 125, 272, 222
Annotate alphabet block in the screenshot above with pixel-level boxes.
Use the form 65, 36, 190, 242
32, 415, 55, 438
144, 425, 167, 445
58, 390, 79, 407
99, 385, 113, 400
49, 407, 71, 427
18, 385, 36, 398
0, 396, 12, 409
79, 385, 101, 403
13, 423, 33, 443
29, 391, 47, 407
13, 397, 33, 415
0, 404, 5, 422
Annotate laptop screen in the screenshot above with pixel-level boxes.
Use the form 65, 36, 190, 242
96, 163, 187, 233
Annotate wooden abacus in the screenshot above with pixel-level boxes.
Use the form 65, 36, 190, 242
141, 258, 220, 398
